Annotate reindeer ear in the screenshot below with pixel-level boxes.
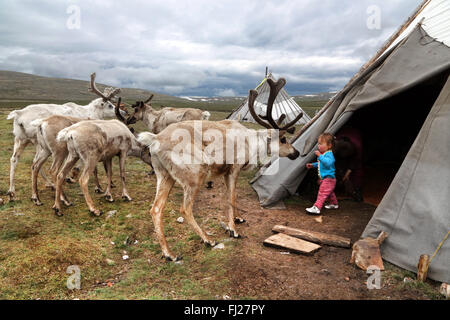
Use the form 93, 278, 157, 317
286, 127, 296, 134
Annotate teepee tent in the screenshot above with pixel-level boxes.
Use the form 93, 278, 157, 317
251, 0, 450, 283
227, 73, 311, 126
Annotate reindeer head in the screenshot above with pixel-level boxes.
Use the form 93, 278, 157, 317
113, 98, 153, 166
114, 97, 136, 133
248, 78, 301, 160
125, 94, 154, 124
89, 72, 127, 119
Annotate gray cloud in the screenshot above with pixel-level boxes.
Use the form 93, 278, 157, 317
0, 0, 423, 96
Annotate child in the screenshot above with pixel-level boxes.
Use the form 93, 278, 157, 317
305, 133, 338, 215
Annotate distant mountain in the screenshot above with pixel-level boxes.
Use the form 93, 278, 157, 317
293, 92, 336, 101
0, 70, 184, 104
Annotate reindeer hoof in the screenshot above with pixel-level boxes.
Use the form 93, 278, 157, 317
234, 217, 246, 224
164, 255, 182, 262
65, 177, 76, 184
89, 210, 103, 217
229, 230, 241, 239
94, 187, 103, 194
53, 208, 64, 217
204, 240, 217, 247
7, 191, 16, 201
206, 181, 214, 189
63, 201, 73, 207
31, 197, 43, 206
104, 195, 114, 202
122, 196, 132, 202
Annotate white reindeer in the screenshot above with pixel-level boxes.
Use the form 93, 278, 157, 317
6, 73, 126, 200
124, 95, 211, 133
137, 78, 303, 261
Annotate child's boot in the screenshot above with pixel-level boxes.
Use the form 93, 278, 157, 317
306, 205, 321, 215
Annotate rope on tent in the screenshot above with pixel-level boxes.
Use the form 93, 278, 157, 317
429, 230, 450, 266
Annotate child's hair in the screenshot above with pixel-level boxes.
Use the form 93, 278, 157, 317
318, 132, 335, 148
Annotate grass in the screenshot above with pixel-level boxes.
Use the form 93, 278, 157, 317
382, 262, 446, 300
0, 102, 293, 300
0, 101, 447, 300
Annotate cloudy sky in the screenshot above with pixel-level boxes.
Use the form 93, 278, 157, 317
0, 0, 422, 97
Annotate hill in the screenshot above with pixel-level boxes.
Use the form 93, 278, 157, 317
0, 70, 183, 103
0, 70, 328, 114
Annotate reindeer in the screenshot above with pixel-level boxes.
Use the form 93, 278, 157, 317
137, 78, 302, 261
31, 97, 136, 206
6, 73, 126, 200
52, 111, 152, 217
31, 115, 110, 206
125, 95, 211, 134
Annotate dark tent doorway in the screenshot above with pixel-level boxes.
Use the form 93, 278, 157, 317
297, 71, 449, 206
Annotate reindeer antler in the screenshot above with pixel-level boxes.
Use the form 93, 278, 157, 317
144, 94, 154, 104
115, 97, 127, 122
248, 77, 303, 132
115, 97, 136, 133
89, 73, 121, 101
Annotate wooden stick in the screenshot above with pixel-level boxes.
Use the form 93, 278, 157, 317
272, 225, 351, 248
264, 233, 321, 255
417, 254, 430, 282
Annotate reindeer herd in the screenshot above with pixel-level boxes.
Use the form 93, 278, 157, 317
4, 73, 302, 261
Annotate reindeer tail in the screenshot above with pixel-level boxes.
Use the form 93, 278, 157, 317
30, 119, 44, 128
56, 127, 72, 142
7, 110, 20, 120
137, 132, 157, 146
202, 111, 211, 120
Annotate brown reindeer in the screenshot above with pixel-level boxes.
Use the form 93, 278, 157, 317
137, 78, 302, 261
52, 99, 152, 217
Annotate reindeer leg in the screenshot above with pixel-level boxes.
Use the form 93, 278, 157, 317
102, 159, 114, 202
79, 158, 102, 217
49, 152, 72, 206
31, 146, 50, 206
65, 166, 80, 184
179, 170, 216, 246
8, 137, 30, 200
119, 153, 132, 202
93, 166, 103, 194
39, 169, 53, 189
103, 161, 116, 188
151, 170, 177, 261
224, 169, 243, 238
53, 155, 79, 216
182, 180, 217, 247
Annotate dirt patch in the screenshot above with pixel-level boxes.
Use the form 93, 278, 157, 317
198, 180, 436, 300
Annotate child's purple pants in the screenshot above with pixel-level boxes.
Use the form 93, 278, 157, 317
314, 178, 338, 209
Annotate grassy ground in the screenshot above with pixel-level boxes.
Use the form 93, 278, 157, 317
0, 106, 249, 299
1, 100, 444, 300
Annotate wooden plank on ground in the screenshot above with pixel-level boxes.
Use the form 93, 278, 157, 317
263, 233, 321, 255
272, 225, 351, 248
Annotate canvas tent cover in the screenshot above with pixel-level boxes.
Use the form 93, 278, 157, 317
227, 73, 312, 126
251, 20, 450, 282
